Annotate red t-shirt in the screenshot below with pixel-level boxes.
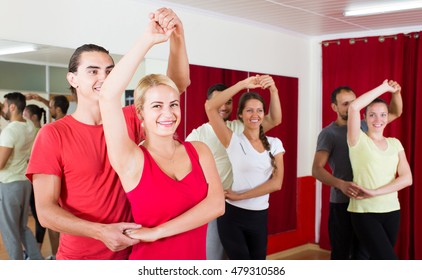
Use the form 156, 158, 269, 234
26, 105, 143, 260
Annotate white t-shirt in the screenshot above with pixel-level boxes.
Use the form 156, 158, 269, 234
227, 133, 285, 210
0, 120, 36, 183
186, 120, 244, 190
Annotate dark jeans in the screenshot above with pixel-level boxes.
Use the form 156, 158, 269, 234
30, 187, 46, 244
351, 210, 400, 260
217, 202, 268, 260
329, 202, 369, 259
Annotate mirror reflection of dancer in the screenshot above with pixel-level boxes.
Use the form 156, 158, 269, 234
0, 92, 43, 260
186, 76, 282, 260
205, 76, 285, 260
24, 102, 60, 259
347, 80, 412, 259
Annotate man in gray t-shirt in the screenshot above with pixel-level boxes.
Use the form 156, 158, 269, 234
312, 85, 402, 259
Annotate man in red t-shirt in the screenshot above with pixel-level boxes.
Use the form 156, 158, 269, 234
26, 7, 190, 260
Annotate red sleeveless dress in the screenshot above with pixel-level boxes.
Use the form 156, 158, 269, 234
126, 141, 208, 260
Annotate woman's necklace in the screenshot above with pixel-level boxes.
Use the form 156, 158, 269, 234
149, 141, 177, 164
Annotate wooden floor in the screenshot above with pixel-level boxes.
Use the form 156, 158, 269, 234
1, 215, 331, 260
267, 244, 330, 260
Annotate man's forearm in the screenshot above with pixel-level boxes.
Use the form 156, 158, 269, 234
167, 30, 190, 93
312, 167, 344, 189
388, 91, 403, 122
264, 87, 282, 131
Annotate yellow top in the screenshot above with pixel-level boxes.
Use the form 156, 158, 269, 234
348, 130, 403, 213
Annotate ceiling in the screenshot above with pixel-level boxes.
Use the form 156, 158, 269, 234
0, 40, 122, 67
161, 0, 422, 36
0, 40, 75, 67
0, 0, 421, 66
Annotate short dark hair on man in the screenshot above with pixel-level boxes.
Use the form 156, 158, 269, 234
4, 92, 26, 113
207, 84, 228, 100
53, 95, 70, 114
330, 86, 353, 105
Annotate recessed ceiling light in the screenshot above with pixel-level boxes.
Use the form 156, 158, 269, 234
344, 1, 422, 16
0, 44, 38, 56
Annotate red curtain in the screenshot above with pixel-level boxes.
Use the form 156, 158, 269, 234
180, 65, 247, 138
183, 64, 298, 235
321, 31, 422, 259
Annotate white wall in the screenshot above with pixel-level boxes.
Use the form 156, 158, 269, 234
7, 0, 419, 178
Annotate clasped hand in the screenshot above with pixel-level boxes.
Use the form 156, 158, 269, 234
382, 79, 401, 94
244, 75, 276, 91
145, 8, 182, 44
123, 226, 161, 243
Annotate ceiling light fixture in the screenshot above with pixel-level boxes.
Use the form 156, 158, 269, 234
344, 1, 422, 16
0, 45, 38, 56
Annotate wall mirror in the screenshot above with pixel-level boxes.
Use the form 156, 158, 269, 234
0, 40, 298, 235
180, 64, 298, 235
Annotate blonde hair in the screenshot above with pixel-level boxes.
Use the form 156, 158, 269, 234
134, 74, 179, 114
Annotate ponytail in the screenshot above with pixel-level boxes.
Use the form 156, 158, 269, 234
259, 124, 277, 176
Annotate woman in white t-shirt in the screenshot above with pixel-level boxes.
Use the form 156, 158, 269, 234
205, 75, 285, 260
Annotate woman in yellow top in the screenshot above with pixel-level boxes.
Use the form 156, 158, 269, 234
347, 79, 412, 259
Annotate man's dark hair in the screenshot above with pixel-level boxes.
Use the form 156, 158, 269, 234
207, 84, 228, 100
53, 95, 70, 114
330, 86, 354, 104
4, 92, 26, 113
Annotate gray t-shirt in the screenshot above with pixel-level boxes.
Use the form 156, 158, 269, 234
315, 120, 367, 203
